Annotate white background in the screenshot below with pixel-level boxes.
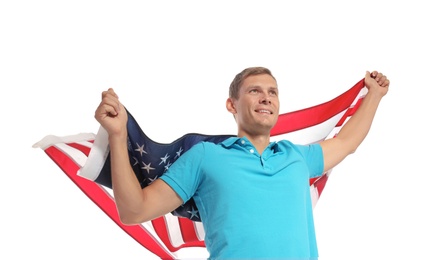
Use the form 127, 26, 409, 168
1, 0, 435, 259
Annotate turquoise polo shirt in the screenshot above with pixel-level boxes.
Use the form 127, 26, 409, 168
160, 136, 324, 259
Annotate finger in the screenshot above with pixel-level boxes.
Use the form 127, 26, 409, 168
376, 74, 389, 87
372, 72, 382, 83
381, 78, 390, 88
376, 73, 384, 82
94, 100, 124, 122
101, 88, 120, 100
101, 90, 122, 113
107, 88, 119, 99
365, 71, 375, 87
101, 88, 116, 100
372, 72, 388, 87
365, 71, 375, 81
101, 103, 119, 117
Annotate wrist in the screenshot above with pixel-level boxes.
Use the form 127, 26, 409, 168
108, 128, 128, 146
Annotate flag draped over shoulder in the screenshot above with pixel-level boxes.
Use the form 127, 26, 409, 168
33, 78, 366, 259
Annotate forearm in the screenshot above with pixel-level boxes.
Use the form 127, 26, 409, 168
94, 89, 181, 223
336, 89, 383, 153
109, 132, 146, 223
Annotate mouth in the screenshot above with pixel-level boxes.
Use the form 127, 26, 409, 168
255, 109, 273, 115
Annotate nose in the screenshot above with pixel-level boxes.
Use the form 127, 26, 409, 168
260, 93, 271, 104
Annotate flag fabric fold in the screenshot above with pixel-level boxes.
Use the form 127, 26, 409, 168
33, 78, 366, 259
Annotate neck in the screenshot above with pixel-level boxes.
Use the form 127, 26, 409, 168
238, 132, 271, 155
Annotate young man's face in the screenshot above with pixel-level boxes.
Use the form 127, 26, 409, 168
228, 74, 280, 135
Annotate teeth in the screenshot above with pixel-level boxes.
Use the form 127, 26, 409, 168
258, 110, 271, 114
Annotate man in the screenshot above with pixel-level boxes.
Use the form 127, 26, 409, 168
95, 67, 390, 259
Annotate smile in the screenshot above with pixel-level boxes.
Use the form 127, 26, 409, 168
255, 109, 273, 114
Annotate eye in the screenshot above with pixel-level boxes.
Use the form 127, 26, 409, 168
249, 89, 259, 94
269, 89, 278, 96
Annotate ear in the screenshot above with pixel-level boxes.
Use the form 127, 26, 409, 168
226, 97, 237, 115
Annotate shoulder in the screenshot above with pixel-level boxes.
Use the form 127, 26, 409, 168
183, 139, 225, 156
275, 139, 302, 149
275, 139, 322, 155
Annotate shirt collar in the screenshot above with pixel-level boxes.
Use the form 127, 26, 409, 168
221, 136, 279, 152
221, 136, 243, 148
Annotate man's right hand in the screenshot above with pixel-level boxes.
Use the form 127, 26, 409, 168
94, 88, 128, 137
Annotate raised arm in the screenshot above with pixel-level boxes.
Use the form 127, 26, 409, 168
320, 71, 390, 172
94, 89, 183, 224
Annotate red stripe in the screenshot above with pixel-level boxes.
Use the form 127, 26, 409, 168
151, 217, 179, 252
271, 79, 365, 136
151, 216, 205, 252
313, 174, 329, 197
178, 217, 204, 246
308, 174, 329, 200
309, 177, 318, 186
67, 141, 93, 155
45, 145, 175, 260
335, 96, 364, 127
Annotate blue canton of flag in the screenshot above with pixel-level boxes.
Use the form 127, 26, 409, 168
95, 109, 234, 222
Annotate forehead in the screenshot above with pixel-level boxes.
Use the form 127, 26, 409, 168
241, 74, 277, 88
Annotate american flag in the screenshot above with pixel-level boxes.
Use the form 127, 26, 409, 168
33, 78, 366, 259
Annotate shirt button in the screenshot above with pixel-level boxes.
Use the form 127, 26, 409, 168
241, 140, 245, 144
249, 149, 254, 153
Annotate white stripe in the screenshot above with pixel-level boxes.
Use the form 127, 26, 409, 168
194, 220, 205, 241
144, 211, 204, 249
78, 126, 109, 181
166, 214, 205, 244
358, 89, 368, 102
348, 89, 367, 108
310, 170, 332, 209
53, 143, 88, 167
310, 184, 320, 209
160, 213, 206, 246
102, 186, 114, 197
141, 219, 177, 257
32, 133, 96, 149
164, 213, 186, 247
75, 140, 94, 148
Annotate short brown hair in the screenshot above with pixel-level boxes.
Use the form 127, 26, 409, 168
229, 67, 276, 99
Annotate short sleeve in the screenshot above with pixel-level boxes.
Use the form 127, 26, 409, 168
159, 142, 204, 203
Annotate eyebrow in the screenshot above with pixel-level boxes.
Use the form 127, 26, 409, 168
246, 85, 278, 90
